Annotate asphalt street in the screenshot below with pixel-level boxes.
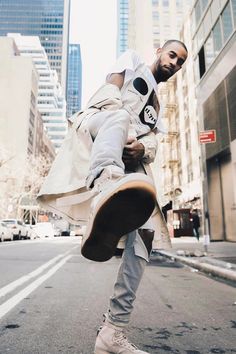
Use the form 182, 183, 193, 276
0, 238, 235, 354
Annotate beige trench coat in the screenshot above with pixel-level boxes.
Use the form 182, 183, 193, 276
37, 86, 171, 250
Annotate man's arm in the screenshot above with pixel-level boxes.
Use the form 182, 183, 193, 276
123, 132, 158, 168
106, 72, 125, 89
138, 131, 158, 164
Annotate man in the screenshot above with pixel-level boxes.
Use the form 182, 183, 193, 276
37, 40, 188, 353
190, 209, 200, 241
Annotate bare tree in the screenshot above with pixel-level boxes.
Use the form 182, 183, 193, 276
0, 147, 52, 220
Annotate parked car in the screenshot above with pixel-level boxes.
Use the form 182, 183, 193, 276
53, 219, 70, 236
53, 227, 61, 237
2, 219, 28, 240
0, 221, 13, 242
70, 225, 86, 237
24, 224, 38, 240
34, 222, 56, 238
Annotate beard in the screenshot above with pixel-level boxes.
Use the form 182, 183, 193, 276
154, 60, 173, 82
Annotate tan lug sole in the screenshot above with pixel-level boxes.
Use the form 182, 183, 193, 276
81, 175, 156, 262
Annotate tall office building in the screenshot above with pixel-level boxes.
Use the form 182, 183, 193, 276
191, 0, 236, 241
117, 0, 129, 56
128, 0, 192, 61
66, 44, 82, 117
128, 0, 154, 62
151, 0, 192, 48
0, 0, 70, 93
9, 34, 67, 153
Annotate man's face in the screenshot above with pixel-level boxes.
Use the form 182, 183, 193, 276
154, 42, 188, 82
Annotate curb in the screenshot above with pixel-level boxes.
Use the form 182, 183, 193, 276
156, 250, 236, 283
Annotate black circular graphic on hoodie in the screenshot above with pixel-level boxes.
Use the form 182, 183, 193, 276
133, 77, 148, 95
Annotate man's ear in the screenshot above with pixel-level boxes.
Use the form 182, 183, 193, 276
156, 47, 162, 55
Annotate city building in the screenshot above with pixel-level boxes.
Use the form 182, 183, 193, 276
128, 0, 154, 62
0, 37, 55, 219
191, 0, 236, 241
128, 0, 192, 61
66, 44, 82, 117
150, 0, 192, 48
0, 0, 70, 93
176, 15, 203, 213
8, 33, 67, 152
117, 0, 129, 56
0, 37, 39, 161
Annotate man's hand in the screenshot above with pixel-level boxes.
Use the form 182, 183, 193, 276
122, 137, 145, 170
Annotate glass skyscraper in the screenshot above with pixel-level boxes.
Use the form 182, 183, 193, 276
66, 44, 82, 117
117, 0, 129, 56
0, 0, 70, 92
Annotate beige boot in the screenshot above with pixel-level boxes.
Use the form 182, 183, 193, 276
94, 321, 150, 354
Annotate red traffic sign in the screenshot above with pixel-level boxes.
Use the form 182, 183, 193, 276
199, 130, 216, 144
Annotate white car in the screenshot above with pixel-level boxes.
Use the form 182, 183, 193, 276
24, 224, 38, 240
34, 222, 56, 238
0, 221, 13, 242
2, 219, 28, 240
70, 225, 86, 237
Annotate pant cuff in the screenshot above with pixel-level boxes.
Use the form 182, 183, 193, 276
106, 311, 129, 328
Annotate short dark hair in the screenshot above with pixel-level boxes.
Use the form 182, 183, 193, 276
163, 39, 188, 53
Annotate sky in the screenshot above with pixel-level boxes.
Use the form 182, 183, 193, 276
69, 0, 117, 106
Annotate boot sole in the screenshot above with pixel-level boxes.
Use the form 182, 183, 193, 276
81, 180, 156, 262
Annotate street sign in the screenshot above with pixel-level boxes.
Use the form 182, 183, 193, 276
199, 130, 216, 144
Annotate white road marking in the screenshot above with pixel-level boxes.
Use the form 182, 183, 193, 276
0, 254, 73, 320
0, 245, 79, 298
0, 237, 81, 247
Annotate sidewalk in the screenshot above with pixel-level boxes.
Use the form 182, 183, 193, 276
153, 237, 236, 283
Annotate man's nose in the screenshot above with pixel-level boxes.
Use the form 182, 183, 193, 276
170, 58, 178, 67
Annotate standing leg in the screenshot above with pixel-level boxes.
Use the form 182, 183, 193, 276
94, 230, 150, 353
196, 227, 200, 241
107, 230, 147, 326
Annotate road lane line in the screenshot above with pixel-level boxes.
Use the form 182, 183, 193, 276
0, 254, 73, 320
0, 245, 79, 298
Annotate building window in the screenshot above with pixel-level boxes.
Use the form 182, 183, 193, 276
210, 0, 221, 23
205, 33, 215, 69
191, 10, 196, 34
198, 46, 206, 78
221, 1, 233, 43
203, 8, 212, 37
212, 18, 222, 55
153, 11, 159, 21
196, 22, 204, 50
195, 0, 202, 24
201, 0, 209, 13
187, 163, 193, 183
185, 130, 191, 151
232, 0, 236, 27
31, 92, 36, 109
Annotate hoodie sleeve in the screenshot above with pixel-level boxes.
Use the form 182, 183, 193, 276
138, 131, 158, 164
106, 49, 143, 84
